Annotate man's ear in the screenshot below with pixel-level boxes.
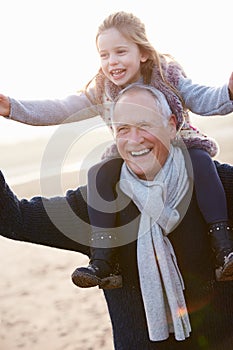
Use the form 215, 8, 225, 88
168, 115, 177, 139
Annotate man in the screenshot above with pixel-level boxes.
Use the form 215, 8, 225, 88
0, 84, 233, 349
110, 84, 192, 341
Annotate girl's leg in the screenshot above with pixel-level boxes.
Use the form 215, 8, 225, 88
189, 148, 233, 281
189, 148, 228, 224
72, 157, 123, 289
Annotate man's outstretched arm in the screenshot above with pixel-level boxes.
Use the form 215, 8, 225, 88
0, 170, 90, 256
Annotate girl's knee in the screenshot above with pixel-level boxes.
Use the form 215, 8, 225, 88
189, 149, 213, 169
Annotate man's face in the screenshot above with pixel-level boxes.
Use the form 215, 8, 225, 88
112, 89, 177, 180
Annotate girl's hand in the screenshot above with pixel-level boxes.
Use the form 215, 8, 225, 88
0, 94, 10, 117
229, 72, 233, 100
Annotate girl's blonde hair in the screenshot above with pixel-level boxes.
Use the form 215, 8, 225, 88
85, 11, 184, 104
96, 11, 161, 84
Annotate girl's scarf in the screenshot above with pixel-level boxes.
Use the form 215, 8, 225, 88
119, 146, 191, 341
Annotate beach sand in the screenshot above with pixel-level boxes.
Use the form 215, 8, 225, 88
0, 114, 232, 350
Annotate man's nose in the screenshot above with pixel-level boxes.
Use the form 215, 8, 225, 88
128, 128, 144, 144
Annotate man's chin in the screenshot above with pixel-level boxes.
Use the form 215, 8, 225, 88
126, 161, 147, 180
126, 158, 163, 180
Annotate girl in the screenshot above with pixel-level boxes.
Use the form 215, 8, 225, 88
0, 11, 233, 288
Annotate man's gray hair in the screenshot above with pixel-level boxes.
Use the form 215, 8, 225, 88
112, 83, 174, 127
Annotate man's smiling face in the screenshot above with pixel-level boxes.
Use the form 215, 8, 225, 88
112, 88, 177, 180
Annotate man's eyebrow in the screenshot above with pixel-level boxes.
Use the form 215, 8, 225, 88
137, 120, 151, 125
114, 122, 130, 127
113, 121, 152, 128
136, 120, 153, 127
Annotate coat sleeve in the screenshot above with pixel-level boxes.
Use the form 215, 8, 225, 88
0, 170, 90, 256
178, 76, 233, 116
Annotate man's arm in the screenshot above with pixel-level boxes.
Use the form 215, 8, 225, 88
0, 171, 90, 256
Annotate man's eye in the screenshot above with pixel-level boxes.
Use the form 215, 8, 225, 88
140, 123, 150, 130
117, 127, 128, 134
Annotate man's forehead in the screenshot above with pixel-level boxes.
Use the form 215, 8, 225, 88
114, 102, 159, 113
112, 105, 164, 126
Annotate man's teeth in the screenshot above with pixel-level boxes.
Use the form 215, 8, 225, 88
131, 149, 150, 156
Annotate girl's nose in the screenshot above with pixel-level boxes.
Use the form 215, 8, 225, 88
109, 54, 118, 65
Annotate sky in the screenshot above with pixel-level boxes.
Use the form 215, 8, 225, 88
0, 0, 232, 144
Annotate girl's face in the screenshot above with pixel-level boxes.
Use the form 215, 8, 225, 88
97, 27, 148, 87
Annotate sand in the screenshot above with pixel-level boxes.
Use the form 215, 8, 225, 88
0, 114, 232, 349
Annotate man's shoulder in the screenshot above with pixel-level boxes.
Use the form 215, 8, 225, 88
215, 161, 233, 181
215, 161, 233, 220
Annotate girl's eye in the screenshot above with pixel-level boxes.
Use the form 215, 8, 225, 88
100, 53, 108, 59
117, 49, 126, 54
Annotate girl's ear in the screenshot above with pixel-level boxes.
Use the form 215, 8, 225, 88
140, 51, 149, 63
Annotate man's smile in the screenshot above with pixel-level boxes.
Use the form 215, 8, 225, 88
130, 148, 151, 157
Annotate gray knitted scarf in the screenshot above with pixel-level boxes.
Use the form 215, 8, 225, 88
119, 146, 191, 341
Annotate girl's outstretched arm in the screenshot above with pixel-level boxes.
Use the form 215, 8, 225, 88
1, 87, 99, 126
0, 170, 90, 256
178, 74, 233, 116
